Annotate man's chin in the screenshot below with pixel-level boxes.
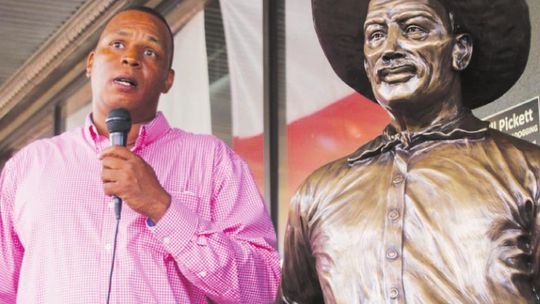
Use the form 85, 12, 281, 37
374, 79, 422, 106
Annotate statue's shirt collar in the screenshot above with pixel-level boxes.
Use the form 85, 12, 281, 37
348, 110, 489, 164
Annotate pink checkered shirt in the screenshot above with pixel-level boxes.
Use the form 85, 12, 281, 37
0, 112, 280, 303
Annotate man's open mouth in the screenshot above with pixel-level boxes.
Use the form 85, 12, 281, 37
113, 77, 138, 88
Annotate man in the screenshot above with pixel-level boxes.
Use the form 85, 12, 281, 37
280, 0, 536, 303
0, 7, 280, 303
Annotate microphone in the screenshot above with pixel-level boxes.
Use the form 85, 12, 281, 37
105, 108, 132, 220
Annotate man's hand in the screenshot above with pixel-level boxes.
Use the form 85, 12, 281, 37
99, 146, 171, 223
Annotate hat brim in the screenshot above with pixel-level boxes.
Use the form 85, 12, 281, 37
312, 0, 531, 109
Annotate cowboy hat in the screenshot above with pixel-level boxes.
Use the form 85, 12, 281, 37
312, 0, 530, 109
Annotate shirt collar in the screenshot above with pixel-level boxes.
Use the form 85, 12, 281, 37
347, 109, 489, 165
83, 111, 171, 152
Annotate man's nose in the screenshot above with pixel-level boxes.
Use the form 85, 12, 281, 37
382, 27, 405, 62
382, 50, 406, 62
122, 49, 141, 68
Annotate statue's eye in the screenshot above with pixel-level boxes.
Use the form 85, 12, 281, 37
405, 25, 427, 39
369, 31, 385, 41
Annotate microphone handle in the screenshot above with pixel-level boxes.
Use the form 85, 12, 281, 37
109, 131, 127, 220
113, 196, 122, 220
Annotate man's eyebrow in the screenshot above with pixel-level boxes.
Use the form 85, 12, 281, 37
146, 35, 160, 44
113, 30, 131, 38
364, 18, 386, 31
393, 11, 439, 23
364, 11, 441, 31
112, 30, 161, 44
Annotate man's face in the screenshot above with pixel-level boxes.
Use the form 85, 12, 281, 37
363, 0, 455, 110
87, 10, 174, 123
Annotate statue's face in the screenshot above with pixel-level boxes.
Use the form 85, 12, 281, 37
363, 0, 456, 110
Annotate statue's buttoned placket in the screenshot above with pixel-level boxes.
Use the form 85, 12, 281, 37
382, 147, 408, 303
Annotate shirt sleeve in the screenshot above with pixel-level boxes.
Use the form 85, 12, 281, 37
149, 142, 280, 303
0, 160, 24, 303
278, 183, 325, 304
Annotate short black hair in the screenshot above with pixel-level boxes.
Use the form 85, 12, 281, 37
119, 6, 175, 68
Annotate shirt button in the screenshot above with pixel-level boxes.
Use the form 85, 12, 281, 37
388, 209, 400, 221
196, 237, 208, 246
389, 287, 399, 299
392, 174, 404, 185
105, 243, 112, 252
199, 271, 207, 278
386, 248, 399, 260
163, 237, 171, 245
108, 201, 114, 209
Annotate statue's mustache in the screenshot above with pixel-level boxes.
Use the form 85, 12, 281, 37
376, 59, 417, 78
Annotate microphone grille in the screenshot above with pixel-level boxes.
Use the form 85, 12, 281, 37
106, 108, 132, 134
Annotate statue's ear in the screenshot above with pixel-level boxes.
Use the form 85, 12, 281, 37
452, 33, 473, 71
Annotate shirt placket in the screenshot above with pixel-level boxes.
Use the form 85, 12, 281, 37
382, 148, 407, 303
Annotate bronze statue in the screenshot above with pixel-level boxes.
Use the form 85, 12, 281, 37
280, 0, 537, 303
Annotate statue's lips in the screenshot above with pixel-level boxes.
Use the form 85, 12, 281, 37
378, 65, 417, 83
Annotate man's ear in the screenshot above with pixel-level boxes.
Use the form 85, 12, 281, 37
86, 51, 95, 78
161, 69, 175, 93
452, 33, 473, 71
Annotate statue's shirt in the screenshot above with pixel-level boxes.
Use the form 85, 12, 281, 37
281, 111, 540, 304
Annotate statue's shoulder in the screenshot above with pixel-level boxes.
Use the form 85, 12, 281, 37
483, 128, 540, 178
487, 128, 540, 156
300, 154, 356, 189
290, 154, 363, 212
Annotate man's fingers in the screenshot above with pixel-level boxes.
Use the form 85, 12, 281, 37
101, 167, 121, 183
101, 167, 131, 184
99, 146, 132, 160
100, 157, 124, 170
103, 182, 120, 197
101, 169, 129, 197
